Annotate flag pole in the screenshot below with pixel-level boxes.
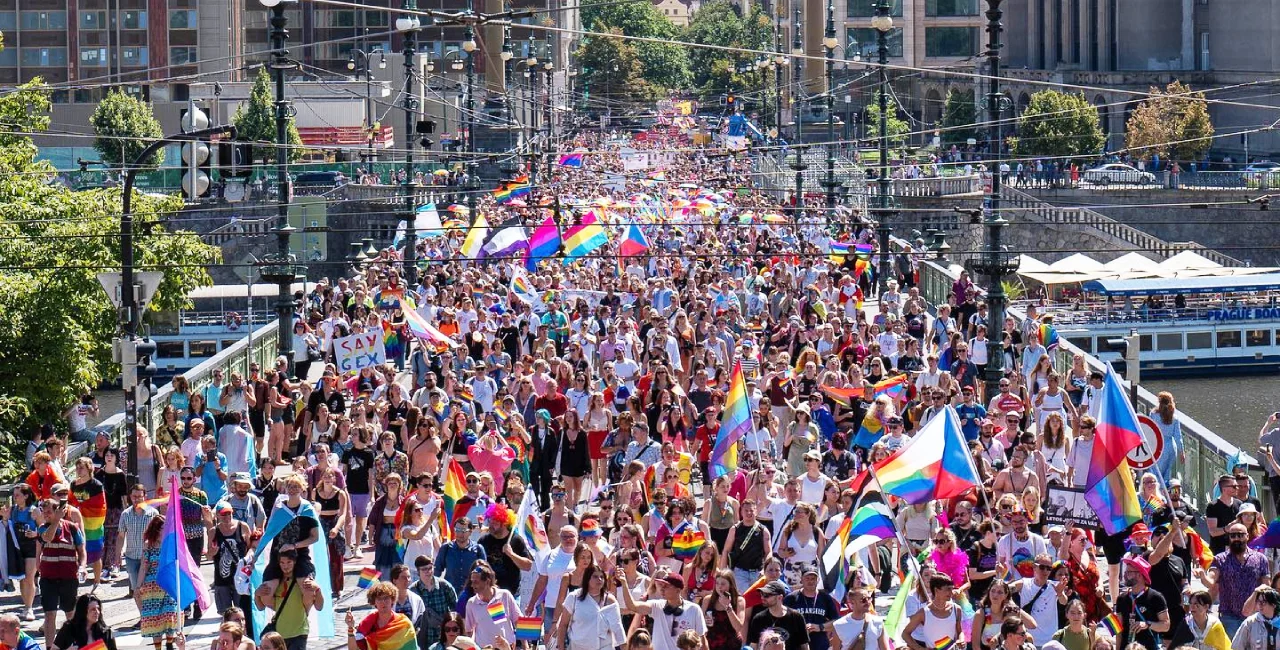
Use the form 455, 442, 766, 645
866, 462, 928, 600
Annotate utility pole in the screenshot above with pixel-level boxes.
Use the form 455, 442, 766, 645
259, 0, 301, 378
464, 21, 477, 217
975, 0, 1015, 401
823, 0, 837, 213
401, 0, 420, 285
872, 1, 895, 294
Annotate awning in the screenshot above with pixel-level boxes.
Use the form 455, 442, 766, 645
1103, 252, 1160, 273
1157, 250, 1221, 270
1081, 272, 1280, 296
1048, 253, 1107, 273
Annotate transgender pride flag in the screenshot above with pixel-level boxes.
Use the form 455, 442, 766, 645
157, 474, 212, 612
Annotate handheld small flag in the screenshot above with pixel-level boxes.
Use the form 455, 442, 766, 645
1101, 613, 1122, 636
558, 153, 584, 167
515, 617, 543, 641
358, 567, 382, 588
487, 599, 508, 624
933, 637, 955, 650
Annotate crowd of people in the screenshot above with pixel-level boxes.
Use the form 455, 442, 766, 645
1, 106, 1275, 650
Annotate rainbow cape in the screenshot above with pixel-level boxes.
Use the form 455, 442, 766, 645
672, 528, 707, 561
70, 479, 107, 564
1084, 367, 1145, 535
381, 318, 403, 360
710, 360, 751, 478
364, 613, 417, 650
872, 406, 981, 505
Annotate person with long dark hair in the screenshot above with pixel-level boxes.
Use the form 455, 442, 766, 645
50, 594, 116, 650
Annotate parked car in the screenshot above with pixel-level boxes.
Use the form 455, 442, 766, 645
1080, 163, 1157, 185
1242, 161, 1280, 184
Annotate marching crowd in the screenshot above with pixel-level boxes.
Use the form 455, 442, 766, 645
3, 106, 1279, 650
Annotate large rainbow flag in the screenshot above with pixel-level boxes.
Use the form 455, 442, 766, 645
1084, 367, 1145, 535
513, 487, 550, 554
868, 374, 910, 401
872, 406, 981, 505
442, 458, 469, 537
1040, 322, 1060, 350
381, 317, 404, 360
363, 613, 417, 650
70, 480, 107, 564
710, 360, 751, 478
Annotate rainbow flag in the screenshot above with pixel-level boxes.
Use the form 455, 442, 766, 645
515, 617, 543, 641
855, 242, 875, 258
402, 302, 454, 352
1084, 367, 1145, 535
619, 222, 650, 257
1101, 613, 1122, 636
562, 210, 610, 263
933, 637, 955, 650
821, 385, 864, 409
363, 613, 417, 650
82, 639, 106, 650
442, 458, 468, 535
869, 374, 910, 401
457, 385, 475, 403
494, 182, 532, 204
558, 153, 584, 167
1189, 528, 1215, 566
872, 407, 981, 505
710, 360, 751, 479
381, 318, 403, 360
357, 567, 381, 588
487, 599, 508, 624
853, 258, 870, 279
1040, 322, 1060, 350
514, 487, 550, 554
829, 240, 853, 263
70, 482, 107, 564
672, 528, 707, 561
821, 503, 895, 575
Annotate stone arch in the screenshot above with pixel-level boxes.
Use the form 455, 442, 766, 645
1094, 94, 1109, 136
1017, 91, 1032, 116
924, 88, 944, 124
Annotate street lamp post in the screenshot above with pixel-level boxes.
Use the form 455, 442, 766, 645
543, 53, 554, 156
397, 3, 421, 284
463, 23, 477, 217
347, 48, 385, 164
526, 38, 539, 183
872, 1, 894, 295
501, 27, 516, 165
975, 0, 1014, 400
773, 28, 784, 140
823, 0, 837, 213
791, 7, 804, 212
259, 0, 301, 378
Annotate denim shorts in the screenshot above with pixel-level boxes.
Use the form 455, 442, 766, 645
125, 557, 144, 590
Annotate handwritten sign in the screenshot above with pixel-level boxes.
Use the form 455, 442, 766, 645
334, 331, 386, 373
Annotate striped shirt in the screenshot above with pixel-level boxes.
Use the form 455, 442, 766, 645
37, 520, 83, 579
119, 504, 159, 560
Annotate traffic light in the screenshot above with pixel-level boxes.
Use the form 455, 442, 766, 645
135, 337, 158, 385
217, 141, 254, 179
180, 106, 212, 199
417, 120, 436, 150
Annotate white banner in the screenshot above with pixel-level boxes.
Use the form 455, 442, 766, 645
334, 331, 386, 373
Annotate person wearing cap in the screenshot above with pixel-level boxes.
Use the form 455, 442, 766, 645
1206, 521, 1271, 636
617, 568, 708, 650
1113, 555, 1169, 650
797, 449, 830, 505
745, 579, 809, 650
783, 568, 838, 650
210, 499, 252, 613
881, 416, 909, 453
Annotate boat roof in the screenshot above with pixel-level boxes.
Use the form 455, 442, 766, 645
1081, 272, 1280, 296
189, 282, 309, 300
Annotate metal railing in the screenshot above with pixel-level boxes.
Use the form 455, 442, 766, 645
1002, 187, 1244, 266
917, 259, 1267, 516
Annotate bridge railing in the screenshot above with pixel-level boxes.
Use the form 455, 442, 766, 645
918, 259, 1266, 516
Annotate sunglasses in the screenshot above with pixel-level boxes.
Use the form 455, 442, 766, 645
1229, 533, 1249, 539
1036, 564, 1053, 571
444, 626, 462, 633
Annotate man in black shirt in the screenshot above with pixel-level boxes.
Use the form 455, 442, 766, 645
748, 581, 810, 650
477, 505, 532, 594
1205, 474, 1241, 554
1144, 523, 1188, 630
949, 502, 981, 552
1115, 556, 1170, 650
782, 570, 839, 650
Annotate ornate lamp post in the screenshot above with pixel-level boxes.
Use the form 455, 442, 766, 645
396, 3, 421, 283
872, 1, 895, 295
823, 0, 837, 212
347, 48, 385, 164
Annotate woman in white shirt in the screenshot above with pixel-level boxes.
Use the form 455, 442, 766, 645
556, 565, 626, 650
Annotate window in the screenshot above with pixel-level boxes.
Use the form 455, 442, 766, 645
1248, 330, 1270, 347
925, 27, 979, 57
0, 48, 16, 66
1067, 336, 1093, 353
363, 11, 388, 27
0, 11, 15, 30
74, 88, 106, 103
188, 341, 218, 358
170, 46, 197, 65
1217, 330, 1242, 348
1140, 334, 1153, 352
1156, 333, 1182, 351
80, 10, 107, 29
847, 0, 902, 18
156, 341, 186, 359
20, 11, 67, 30
20, 47, 67, 67
328, 10, 357, 27
121, 47, 149, 66
80, 48, 109, 66
1186, 332, 1212, 350
170, 10, 197, 28
846, 27, 903, 59
926, 0, 978, 16
122, 10, 147, 29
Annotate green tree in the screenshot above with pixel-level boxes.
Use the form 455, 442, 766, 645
90, 89, 165, 170
1012, 90, 1105, 159
863, 90, 910, 149
939, 88, 977, 146
0, 80, 219, 482
683, 1, 773, 100
1125, 81, 1215, 162
581, 1, 690, 90
577, 29, 658, 113
233, 66, 304, 166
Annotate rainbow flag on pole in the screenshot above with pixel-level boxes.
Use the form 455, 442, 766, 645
487, 599, 508, 624
872, 406, 981, 505
515, 617, 543, 641
442, 458, 469, 536
710, 360, 751, 478
357, 567, 381, 588
1101, 613, 1122, 636
821, 502, 896, 572
1084, 367, 1145, 535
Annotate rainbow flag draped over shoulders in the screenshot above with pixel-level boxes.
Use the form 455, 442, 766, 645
710, 360, 751, 478
1085, 367, 1146, 534
381, 317, 403, 360
362, 612, 417, 650
70, 479, 107, 563
1040, 322, 1060, 350
672, 528, 707, 561
872, 406, 981, 505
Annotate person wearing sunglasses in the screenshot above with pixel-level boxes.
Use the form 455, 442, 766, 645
1204, 522, 1269, 637
828, 587, 888, 650
1008, 553, 1068, 647
426, 613, 467, 650
996, 616, 1036, 650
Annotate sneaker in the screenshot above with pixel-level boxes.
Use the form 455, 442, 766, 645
23, 608, 34, 622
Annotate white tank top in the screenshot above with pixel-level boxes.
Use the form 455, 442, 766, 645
921, 604, 958, 647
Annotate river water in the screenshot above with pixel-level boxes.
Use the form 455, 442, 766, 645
1145, 376, 1276, 454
